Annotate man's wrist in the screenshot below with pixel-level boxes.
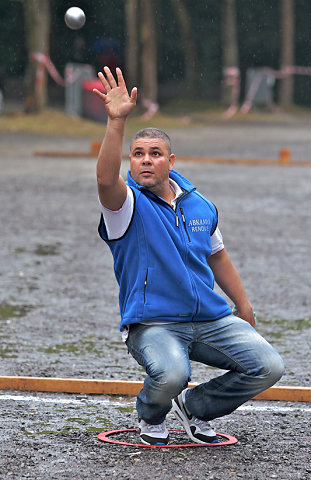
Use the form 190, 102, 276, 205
233, 299, 253, 315
108, 116, 127, 127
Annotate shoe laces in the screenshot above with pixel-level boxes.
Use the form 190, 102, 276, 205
147, 422, 165, 433
193, 417, 213, 431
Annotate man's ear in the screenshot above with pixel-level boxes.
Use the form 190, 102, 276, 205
169, 154, 175, 171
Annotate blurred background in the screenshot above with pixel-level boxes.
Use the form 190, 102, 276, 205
0, 0, 310, 119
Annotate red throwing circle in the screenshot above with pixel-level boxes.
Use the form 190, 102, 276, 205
97, 428, 238, 448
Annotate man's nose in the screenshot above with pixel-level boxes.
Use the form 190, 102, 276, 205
142, 154, 152, 164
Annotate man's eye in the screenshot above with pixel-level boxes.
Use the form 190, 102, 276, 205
134, 152, 142, 156
153, 152, 160, 156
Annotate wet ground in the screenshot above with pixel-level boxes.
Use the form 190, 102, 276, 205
1, 392, 311, 480
0, 119, 311, 479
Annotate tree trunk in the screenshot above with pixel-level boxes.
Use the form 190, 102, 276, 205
125, 0, 139, 89
279, 0, 295, 106
23, 0, 50, 113
170, 0, 199, 93
140, 0, 157, 102
221, 0, 240, 106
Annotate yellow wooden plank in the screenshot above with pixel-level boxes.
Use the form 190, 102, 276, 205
252, 386, 311, 402
0, 377, 141, 395
0, 377, 310, 402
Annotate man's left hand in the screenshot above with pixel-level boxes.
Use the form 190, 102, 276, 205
235, 303, 256, 327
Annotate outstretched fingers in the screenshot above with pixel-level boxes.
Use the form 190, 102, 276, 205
92, 88, 106, 100
103, 66, 118, 89
96, 71, 108, 91
96, 67, 128, 96
130, 87, 138, 103
93, 67, 138, 115
117, 68, 137, 104
96, 67, 118, 93
115, 67, 127, 89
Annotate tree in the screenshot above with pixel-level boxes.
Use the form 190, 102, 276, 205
170, 0, 199, 93
279, 0, 295, 106
23, 0, 50, 113
125, 0, 139, 90
140, 0, 157, 103
220, 0, 240, 107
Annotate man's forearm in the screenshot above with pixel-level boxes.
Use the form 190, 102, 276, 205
93, 67, 137, 210
208, 249, 255, 326
96, 117, 126, 187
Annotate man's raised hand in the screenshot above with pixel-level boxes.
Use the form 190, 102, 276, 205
93, 67, 137, 119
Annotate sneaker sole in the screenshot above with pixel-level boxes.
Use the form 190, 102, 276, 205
139, 434, 169, 445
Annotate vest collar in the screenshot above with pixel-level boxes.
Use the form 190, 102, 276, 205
126, 169, 196, 193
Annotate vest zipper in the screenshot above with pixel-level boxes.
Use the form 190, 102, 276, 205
144, 268, 148, 303
180, 207, 191, 242
173, 187, 195, 234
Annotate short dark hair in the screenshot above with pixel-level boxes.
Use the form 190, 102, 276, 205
130, 128, 172, 154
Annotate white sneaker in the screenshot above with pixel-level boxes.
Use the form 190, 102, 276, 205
172, 388, 218, 444
138, 418, 169, 445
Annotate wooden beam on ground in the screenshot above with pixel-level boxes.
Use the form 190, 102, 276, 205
33, 149, 311, 166
0, 377, 141, 396
34, 151, 96, 158
252, 385, 311, 402
0, 377, 310, 402
176, 156, 311, 166
33, 142, 311, 165
34, 141, 102, 158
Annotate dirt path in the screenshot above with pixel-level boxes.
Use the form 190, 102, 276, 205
0, 123, 310, 479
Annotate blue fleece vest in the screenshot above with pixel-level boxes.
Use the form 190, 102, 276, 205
98, 170, 232, 331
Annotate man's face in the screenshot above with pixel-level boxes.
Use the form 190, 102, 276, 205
130, 138, 175, 195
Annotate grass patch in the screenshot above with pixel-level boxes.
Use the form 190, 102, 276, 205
34, 243, 61, 256
14, 247, 26, 254
0, 108, 106, 137
115, 406, 135, 414
23, 413, 114, 436
86, 426, 107, 432
257, 316, 311, 342
259, 316, 311, 331
2, 104, 311, 139
106, 341, 124, 352
0, 107, 197, 138
0, 302, 33, 320
38, 336, 102, 356
24, 426, 80, 437
66, 417, 91, 424
0, 346, 18, 359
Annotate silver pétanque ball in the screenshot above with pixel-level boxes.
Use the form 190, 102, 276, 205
64, 7, 86, 30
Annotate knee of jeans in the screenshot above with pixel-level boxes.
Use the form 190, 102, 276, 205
269, 353, 285, 383
250, 351, 284, 384
150, 364, 189, 397
165, 368, 189, 394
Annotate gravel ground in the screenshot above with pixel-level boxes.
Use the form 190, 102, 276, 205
0, 119, 311, 479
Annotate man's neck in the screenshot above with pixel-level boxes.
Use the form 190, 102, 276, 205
148, 184, 172, 204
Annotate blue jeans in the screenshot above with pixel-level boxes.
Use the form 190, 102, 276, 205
126, 315, 284, 424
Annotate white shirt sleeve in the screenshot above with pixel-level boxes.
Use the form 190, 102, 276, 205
99, 186, 134, 240
210, 227, 224, 255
